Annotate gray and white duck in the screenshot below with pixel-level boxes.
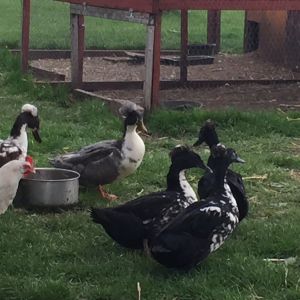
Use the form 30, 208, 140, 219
150, 144, 245, 270
50, 103, 148, 201
90, 145, 211, 249
0, 104, 41, 167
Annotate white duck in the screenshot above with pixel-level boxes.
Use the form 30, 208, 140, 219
0, 158, 35, 214
0, 104, 41, 167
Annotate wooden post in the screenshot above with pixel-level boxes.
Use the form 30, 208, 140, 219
151, 11, 162, 108
71, 12, 85, 89
143, 21, 155, 111
180, 9, 188, 84
207, 10, 221, 53
21, 0, 31, 73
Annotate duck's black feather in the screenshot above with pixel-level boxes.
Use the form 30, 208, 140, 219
194, 120, 248, 221
91, 145, 209, 249
150, 145, 242, 270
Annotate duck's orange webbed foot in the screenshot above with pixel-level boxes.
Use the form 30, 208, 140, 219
98, 185, 118, 201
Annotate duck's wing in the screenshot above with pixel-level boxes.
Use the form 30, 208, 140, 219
150, 202, 226, 269
115, 191, 181, 221
90, 207, 146, 249
226, 169, 246, 195
79, 148, 123, 185
0, 140, 22, 167
226, 169, 248, 221
50, 139, 123, 168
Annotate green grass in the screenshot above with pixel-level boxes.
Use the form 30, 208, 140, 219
0, 1, 244, 52
1, 51, 300, 299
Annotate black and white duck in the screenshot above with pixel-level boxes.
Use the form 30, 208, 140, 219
90, 145, 211, 249
0, 104, 41, 167
50, 103, 148, 201
193, 120, 248, 221
149, 144, 245, 270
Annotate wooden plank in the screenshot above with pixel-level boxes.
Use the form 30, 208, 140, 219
180, 9, 188, 83
37, 79, 300, 91
21, 0, 30, 73
286, 11, 300, 69
29, 66, 66, 81
151, 11, 162, 108
70, 4, 151, 24
56, 0, 154, 13
58, 0, 300, 11
143, 23, 155, 110
207, 10, 221, 52
70, 14, 85, 89
159, 0, 300, 11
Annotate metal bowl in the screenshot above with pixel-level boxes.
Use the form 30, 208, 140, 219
14, 168, 80, 207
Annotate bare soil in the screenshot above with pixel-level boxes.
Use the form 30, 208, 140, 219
31, 52, 300, 110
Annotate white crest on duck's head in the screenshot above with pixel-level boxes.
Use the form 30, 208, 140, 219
21, 104, 38, 117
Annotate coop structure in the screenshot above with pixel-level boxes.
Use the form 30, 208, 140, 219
21, 0, 300, 110
245, 11, 300, 69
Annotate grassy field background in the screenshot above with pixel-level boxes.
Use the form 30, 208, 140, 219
0, 50, 300, 299
0, 0, 244, 52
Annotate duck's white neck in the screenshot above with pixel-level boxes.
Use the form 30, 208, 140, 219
13, 124, 28, 158
179, 170, 198, 204
118, 124, 145, 178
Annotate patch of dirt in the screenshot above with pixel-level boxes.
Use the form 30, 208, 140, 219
30, 52, 300, 110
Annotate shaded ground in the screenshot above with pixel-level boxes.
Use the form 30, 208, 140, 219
31, 52, 300, 110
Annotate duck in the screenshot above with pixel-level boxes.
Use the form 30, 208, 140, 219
149, 144, 245, 270
50, 103, 148, 201
0, 157, 35, 214
90, 145, 211, 249
0, 104, 41, 167
193, 119, 248, 221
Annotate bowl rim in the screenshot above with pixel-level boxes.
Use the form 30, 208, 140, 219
22, 167, 80, 182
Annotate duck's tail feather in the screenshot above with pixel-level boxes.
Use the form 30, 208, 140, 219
90, 207, 108, 225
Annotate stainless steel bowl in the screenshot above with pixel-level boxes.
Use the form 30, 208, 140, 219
15, 168, 80, 207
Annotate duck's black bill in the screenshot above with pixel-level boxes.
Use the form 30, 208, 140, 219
32, 128, 42, 143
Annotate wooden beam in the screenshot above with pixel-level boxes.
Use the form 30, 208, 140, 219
70, 14, 85, 89
57, 0, 300, 11
207, 10, 221, 53
21, 0, 31, 73
180, 9, 188, 84
56, 0, 154, 13
151, 11, 162, 108
159, 0, 300, 11
143, 21, 155, 110
70, 4, 151, 24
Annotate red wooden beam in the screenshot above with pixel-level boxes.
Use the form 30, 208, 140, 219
207, 10, 221, 52
160, 0, 300, 11
56, 0, 155, 13
180, 10, 188, 84
57, 0, 300, 12
151, 11, 162, 108
21, 0, 30, 73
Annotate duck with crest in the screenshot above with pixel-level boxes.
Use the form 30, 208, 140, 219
50, 103, 148, 201
0, 104, 41, 167
193, 119, 248, 221
90, 145, 211, 249
149, 144, 245, 270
